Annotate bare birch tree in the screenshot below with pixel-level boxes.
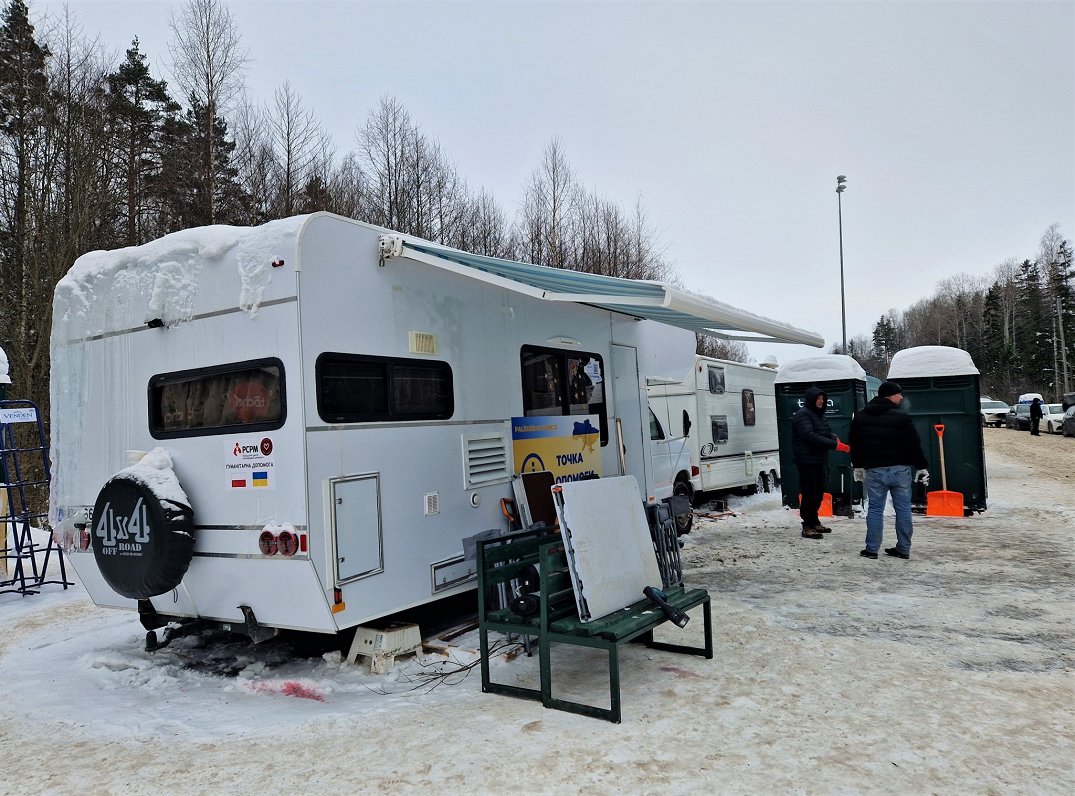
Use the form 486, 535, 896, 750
267, 80, 326, 217
517, 137, 578, 268
168, 0, 247, 224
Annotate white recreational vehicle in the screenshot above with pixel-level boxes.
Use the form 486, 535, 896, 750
648, 356, 782, 508
49, 212, 822, 646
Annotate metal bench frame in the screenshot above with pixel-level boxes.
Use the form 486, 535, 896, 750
477, 531, 713, 723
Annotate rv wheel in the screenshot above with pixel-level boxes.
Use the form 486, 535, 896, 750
673, 480, 694, 534
91, 474, 195, 600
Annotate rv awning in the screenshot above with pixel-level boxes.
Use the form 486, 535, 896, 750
388, 237, 824, 347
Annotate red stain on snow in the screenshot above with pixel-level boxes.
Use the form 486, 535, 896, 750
659, 666, 702, 678
248, 680, 326, 701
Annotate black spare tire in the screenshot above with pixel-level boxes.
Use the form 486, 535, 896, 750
91, 474, 195, 599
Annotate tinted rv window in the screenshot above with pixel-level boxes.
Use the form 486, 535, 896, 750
710, 415, 729, 444
520, 346, 608, 445
742, 389, 756, 426
316, 353, 453, 422
149, 358, 284, 438
707, 366, 725, 394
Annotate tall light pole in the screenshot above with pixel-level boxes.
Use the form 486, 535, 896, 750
836, 175, 847, 354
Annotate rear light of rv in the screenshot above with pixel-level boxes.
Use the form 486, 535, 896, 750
332, 588, 345, 613
299, 533, 308, 553
258, 531, 278, 556
278, 531, 298, 557
691, 465, 700, 477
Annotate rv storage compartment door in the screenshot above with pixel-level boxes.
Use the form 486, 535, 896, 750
332, 475, 384, 582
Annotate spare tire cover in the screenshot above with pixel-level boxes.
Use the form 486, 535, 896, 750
91, 475, 195, 600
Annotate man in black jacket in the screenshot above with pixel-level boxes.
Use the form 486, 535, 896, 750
849, 381, 929, 559
791, 386, 849, 540
1029, 398, 1043, 436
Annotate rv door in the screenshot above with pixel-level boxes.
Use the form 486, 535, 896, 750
611, 344, 652, 495
647, 406, 688, 502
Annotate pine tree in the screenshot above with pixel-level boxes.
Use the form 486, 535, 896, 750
0, 0, 50, 386
1043, 238, 1074, 395
104, 39, 180, 245
156, 94, 246, 230
1013, 259, 1049, 391
981, 283, 1016, 397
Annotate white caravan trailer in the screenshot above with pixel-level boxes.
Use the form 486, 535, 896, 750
648, 356, 782, 505
49, 212, 822, 644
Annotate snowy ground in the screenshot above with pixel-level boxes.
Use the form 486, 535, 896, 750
1, 429, 1071, 795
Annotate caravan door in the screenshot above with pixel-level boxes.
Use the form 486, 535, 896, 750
611, 344, 654, 499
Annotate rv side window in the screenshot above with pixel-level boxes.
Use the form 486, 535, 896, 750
710, 415, 729, 444
742, 389, 756, 426
520, 346, 608, 445
316, 353, 453, 423
149, 358, 285, 438
707, 366, 725, 394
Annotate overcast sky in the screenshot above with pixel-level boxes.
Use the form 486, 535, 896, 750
33, 0, 1074, 366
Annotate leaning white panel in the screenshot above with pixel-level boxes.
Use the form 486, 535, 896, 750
552, 476, 662, 622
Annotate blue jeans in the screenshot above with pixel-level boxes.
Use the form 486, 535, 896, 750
864, 465, 913, 554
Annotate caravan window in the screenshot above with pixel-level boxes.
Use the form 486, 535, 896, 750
707, 365, 725, 394
710, 415, 729, 444
316, 353, 453, 423
520, 345, 608, 445
149, 358, 285, 438
742, 389, 756, 426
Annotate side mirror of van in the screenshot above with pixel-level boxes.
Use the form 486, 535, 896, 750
682, 410, 691, 438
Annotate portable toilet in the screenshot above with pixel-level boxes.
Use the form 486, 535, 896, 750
887, 346, 986, 514
774, 355, 868, 518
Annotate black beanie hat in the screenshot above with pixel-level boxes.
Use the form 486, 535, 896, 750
878, 380, 903, 398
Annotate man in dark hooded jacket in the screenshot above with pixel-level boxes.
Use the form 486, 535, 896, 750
791, 386, 849, 539
1029, 398, 1043, 436
849, 380, 929, 559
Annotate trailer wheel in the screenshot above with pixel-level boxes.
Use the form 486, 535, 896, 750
748, 472, 769, 495
672, 479, 694, 534
91, 474, 195, 600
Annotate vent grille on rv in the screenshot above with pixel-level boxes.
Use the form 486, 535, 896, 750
424, 492, 440, 516
464, 434, 510, 489
409, 331, 439, 355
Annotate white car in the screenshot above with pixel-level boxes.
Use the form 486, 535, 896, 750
979, 399, 1009, 427
1043, 403, 1066, 434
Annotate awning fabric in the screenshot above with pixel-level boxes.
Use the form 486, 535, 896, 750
394, 239, 824, 348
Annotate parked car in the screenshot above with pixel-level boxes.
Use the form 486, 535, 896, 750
1062, 405, 1075, 437
979, 399, 1009, 427
1005, 403, 1034, 430
1043, 403, 1066, 434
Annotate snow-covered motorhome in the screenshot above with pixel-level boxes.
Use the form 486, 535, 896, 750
49, 212, 822, 644
648, 356, 782, 505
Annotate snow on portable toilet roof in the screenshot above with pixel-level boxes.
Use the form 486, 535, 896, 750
887, 346, 979, 378
774, 354, 866, 384
0, 343, 10, 384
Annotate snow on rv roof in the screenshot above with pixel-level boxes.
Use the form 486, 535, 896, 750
53, 215, 310, 337
887, 346, 980, 378
0, 343, 10, 384
773, 354, 866, 384
51, 211, 823, 349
